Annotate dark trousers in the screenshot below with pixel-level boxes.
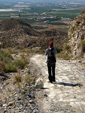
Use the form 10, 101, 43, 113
47, 63, 55, 82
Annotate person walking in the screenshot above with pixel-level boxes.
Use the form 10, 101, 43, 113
45, 41, 57, 83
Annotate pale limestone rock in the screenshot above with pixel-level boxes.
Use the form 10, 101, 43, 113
68, 13, 85, 58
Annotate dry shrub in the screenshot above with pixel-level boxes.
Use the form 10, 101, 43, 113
5, 64, 17, 72
56, 51, 72, 60
14, 59, 28, 69
15, 74, 22, 83
4, 48, 18, 54
0, 49, 13, 64
25, 74, 32, 84
64, 43, 70, 51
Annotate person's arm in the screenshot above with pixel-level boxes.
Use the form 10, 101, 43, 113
45, 49, 48, 55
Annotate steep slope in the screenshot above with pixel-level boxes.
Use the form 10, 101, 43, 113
0, 18, 39, 35
0, 18, 40, 48
68, 12, 85, 57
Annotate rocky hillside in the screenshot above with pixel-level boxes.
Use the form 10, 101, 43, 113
68, 12, 85, 58
0, 18, 40, 48
0, 18, 68, 50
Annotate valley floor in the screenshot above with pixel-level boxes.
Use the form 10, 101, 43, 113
30, 54, 85, 113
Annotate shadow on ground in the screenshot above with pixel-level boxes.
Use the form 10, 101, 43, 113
0, 73, 9, 81
56, 82, 83, 87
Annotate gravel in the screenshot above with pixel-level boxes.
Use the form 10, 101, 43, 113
0, 84, 39, 113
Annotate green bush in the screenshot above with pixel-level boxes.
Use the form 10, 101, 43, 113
0, 49, 29, 73
81, 9, 85, 14
56, 48, 62, 53
56, 51, 71, 60
5, 64, 17, 72
0, 49, 13, 64
24, 87, 28, 92
14, 59, 28, 69
64, 44, 70, 51
0, 49, 15, 73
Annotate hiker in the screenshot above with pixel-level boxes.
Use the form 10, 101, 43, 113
45, 41, 57, 83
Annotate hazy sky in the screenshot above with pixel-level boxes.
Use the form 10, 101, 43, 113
0, 0, 85, 4
1, 0, 85, 2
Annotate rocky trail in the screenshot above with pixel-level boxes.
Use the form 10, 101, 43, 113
0, 54, 85, 113
30, 54, 85, 113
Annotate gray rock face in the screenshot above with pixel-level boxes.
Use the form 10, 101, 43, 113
68, 13, 85, 57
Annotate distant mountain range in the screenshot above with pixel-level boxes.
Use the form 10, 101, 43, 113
29, 0, 85, 3
1, 0, 85, 3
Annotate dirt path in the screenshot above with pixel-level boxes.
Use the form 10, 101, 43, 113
30, 54, 85, 113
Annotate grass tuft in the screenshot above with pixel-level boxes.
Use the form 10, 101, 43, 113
56, 51, 72, 60
24, 87, 28, 92
14, 59, 28, 69
15, 74, 22, 83
64, 43, 71, 51
5, 64, 17, 72
25, 74, 32, 84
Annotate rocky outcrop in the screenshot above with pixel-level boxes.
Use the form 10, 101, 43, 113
68, 13, 85, 57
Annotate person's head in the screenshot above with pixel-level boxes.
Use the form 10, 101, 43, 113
49, 41, 53, 48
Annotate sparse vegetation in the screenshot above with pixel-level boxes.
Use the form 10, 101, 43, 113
4, 48, 19, 54
24, 87, 28, 92
0, 61, 5, 73
81, 40, 85, 52
70, 27, 74, 34
77, 83, 83, 87
56, 47, 62, 53
81, 9, 85, 14
0, 49, 15, 73
64, 43, 70, 51
0, 48, 29, 73
0, 49, 13, 63
25, 74, 33, 84
56, 51, 72, 60
15, 74, 22, 83
14, 59, 28, 69
47, 22, 68, 25
8, 88, 11, 92
5, 64, 17, 72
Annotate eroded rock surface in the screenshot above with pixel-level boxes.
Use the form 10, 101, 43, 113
68, 13, 85, 57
